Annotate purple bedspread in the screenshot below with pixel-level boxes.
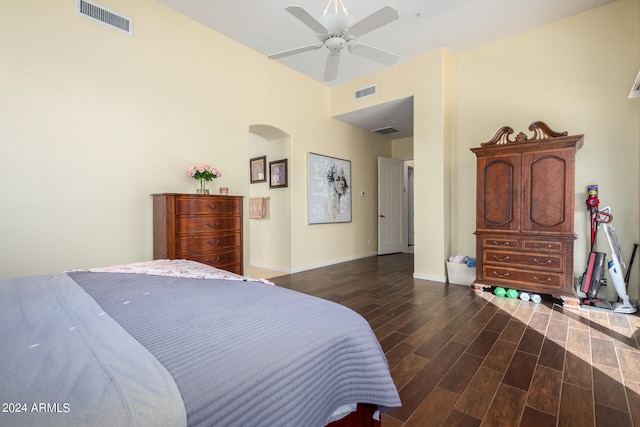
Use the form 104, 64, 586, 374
68, 271, 401, 427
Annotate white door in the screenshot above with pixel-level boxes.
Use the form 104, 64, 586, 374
407, 165, 414, 246
378, 157, 404, 255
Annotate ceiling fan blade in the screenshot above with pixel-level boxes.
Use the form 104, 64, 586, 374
324, 52, 340, 81
349, 43, 398, 66
285, 5, 331, 36
268, 44, 323, 60
345, 5, 399, 38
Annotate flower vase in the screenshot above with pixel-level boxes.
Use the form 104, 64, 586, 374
197, 178, 210, 195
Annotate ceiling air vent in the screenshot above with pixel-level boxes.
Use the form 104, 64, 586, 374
354, 85, 376, 100
77, 0, 132, 35
372, 126, 399, 135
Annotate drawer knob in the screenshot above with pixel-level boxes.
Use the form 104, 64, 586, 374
206, 239, 221, 247
534, 243, 552, 249
206, 256, 222, 264
492, 271, 510, 278
493, 255, 510, 261
533, 275, 552, 283
533, 258, 552, 265
206, 221, 221, 228
207, 203, 221, 210
492, 241, 511, 246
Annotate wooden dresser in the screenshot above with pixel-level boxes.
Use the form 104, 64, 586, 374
152, 193, 243, 275
470, 121, 583, 305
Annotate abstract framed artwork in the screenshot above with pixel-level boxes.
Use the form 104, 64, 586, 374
269, 159, 288, 188
250, 156, 267, 183
308, 152, 351, 224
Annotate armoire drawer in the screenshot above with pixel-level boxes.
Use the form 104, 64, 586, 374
482, 265, 564, 290
484, 249, 563, 271
482, 237, 520, 250
521, 239, 564, 253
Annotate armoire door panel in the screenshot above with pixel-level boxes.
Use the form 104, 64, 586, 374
477, 155, 520, 231
522, 149, 573, 233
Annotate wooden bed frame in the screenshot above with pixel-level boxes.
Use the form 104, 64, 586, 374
328, 404, 381, 427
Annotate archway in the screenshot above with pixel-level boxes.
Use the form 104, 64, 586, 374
248, 125, 292, 278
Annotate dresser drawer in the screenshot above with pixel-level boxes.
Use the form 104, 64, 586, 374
176, 197, 240, 215
522, 239, 563, 253
482, 265, 564, 290
177, 234, 241, 254
187, 250, 241, 271
484, 249, 563, 271
177, 216, 241, 234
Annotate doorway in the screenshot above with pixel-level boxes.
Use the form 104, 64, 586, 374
406, 162, 414, 249
377, 157, 414, 255
248, 125, 291, 279
378, 157, 404, 254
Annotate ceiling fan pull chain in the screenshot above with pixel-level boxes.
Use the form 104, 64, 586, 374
324, 0, 349, 17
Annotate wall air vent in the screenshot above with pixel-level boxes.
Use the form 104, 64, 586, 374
77, 0, 132, 35
372, 127, 399, 135
354, 85, 376, 100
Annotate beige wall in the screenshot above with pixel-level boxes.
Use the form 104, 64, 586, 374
391, 137, 414, 159
289, 122, 391, 271
0, 0, 389, 277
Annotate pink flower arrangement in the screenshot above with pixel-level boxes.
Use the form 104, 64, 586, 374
187, 164, 221, 182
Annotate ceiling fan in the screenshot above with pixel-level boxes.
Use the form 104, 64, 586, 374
268, 0, 400, 81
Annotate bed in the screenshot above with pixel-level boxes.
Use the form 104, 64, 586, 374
0, 260, 400, 427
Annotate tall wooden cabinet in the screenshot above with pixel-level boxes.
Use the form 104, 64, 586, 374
153, 193, 244, 275
471, 121, 583, 304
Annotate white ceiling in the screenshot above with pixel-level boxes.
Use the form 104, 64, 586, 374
157, 0, 616, 138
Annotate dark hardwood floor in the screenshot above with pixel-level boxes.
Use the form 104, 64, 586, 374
270, 253, 640, 427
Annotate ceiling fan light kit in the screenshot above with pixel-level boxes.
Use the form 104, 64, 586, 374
326, 36, 347, 52
268, 1, 400, 81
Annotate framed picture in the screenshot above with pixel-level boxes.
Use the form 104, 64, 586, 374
269, 159, 288, 188
250, 156, 267, 183
308, 153, 351, 224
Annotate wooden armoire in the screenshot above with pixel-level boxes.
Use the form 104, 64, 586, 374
470, 121, 583, 305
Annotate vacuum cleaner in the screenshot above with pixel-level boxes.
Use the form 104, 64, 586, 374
580, 191, 637, 313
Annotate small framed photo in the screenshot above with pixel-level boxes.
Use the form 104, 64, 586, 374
269, 159, 288, 189
250, 156, 267, 183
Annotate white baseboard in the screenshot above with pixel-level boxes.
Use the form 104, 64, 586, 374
413, 272, 447, 283
249, 262, 291, 274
